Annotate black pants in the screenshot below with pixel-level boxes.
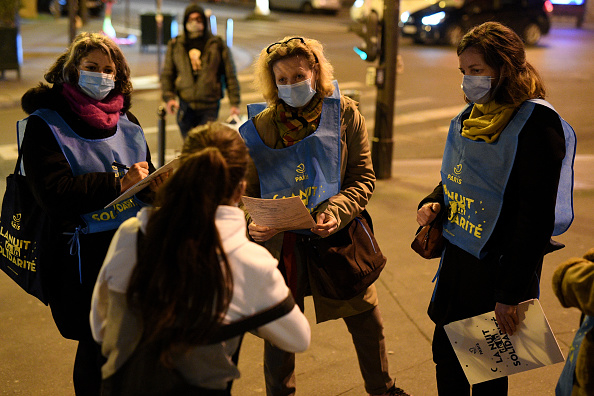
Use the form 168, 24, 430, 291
433, 326, 508, 396
74, 331, 105, 396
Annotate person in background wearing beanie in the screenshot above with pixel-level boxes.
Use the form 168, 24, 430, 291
160, 3, 241, 138
552, 248, 594, 396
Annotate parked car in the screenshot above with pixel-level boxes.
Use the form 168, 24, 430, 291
350, 0, 440, 23
400, 0, 553, 46
269, 0, 341, 14
37, 0, 104, 17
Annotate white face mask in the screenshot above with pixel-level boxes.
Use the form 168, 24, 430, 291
277, 78, 316, 108
461, 75, 494, 104
186, 21, 204, 37
78, 70, 115, 101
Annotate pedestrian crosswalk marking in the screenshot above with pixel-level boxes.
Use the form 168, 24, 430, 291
394, 105, 461, 126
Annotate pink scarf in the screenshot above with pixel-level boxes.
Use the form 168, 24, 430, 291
61, 83, 124, 129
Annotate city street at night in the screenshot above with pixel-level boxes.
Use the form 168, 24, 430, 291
1, 1, 593, 395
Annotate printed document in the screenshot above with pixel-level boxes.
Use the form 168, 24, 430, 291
241, 196, 316, 231
105, 157, 180, 208
444, 299, 564, 385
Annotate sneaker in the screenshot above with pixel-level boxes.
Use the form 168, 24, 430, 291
369, 385, 411, 396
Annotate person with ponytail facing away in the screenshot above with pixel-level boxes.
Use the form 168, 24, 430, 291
90, 122, 311, 395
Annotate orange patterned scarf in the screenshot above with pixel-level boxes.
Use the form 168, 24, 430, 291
274, 93, 324, 147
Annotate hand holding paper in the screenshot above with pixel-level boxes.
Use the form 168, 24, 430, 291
444, 299, 564, 385
241, 196, 316, 232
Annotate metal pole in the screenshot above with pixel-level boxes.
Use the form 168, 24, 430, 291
157, 105, 166, 167
156, 0, 163, 75
125, 0, 130, 29
68, 0, 77, 43
371, 0, 399, 180
80, 0, 88, 26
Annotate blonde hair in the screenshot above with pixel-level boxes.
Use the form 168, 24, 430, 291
254, 36, 335, 105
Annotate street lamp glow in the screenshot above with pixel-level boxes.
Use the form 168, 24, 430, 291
422, 11, 445, 25
400, 11, 410, 24
255, 0, 271, 15
226, 18, 234, 48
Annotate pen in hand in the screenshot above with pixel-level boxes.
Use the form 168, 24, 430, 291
112, 161, 129, 171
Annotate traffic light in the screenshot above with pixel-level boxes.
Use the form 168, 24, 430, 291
354, 12, 381, 62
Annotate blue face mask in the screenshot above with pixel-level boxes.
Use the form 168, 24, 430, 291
277, 78, 316, 108
461, 75, 494, 104
78, 70, 115, 101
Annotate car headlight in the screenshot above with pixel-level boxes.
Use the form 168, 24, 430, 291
400, 11, 410, 24
421, 11, 446, 26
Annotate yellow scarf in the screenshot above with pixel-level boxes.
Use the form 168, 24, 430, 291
461, 101, 517, 143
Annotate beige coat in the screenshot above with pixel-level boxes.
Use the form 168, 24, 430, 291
552, 248, 594, 396
243, 94, 379, 323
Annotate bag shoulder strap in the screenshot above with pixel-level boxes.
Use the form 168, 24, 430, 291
208, 294, 295, 343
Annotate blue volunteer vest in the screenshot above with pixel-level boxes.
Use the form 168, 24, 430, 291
18, 108, 148, 234
239, 81, 342, 230
440, 100, 576, 259
555, 315, 594, 396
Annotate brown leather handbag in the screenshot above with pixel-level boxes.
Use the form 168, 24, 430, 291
305, 210, 387, 300
411, 211, 445, 259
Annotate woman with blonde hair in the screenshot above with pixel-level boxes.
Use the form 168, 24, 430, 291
239, 36, 409, 396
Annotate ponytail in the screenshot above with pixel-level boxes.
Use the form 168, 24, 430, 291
127, 145, 236, 365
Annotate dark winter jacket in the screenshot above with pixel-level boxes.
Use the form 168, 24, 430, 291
160, 4, 240, 110
19, 83, 155, 340
419, 103, 566, 326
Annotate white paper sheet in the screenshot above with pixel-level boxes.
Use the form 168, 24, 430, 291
444, 299, 564, 385
241, 196, 316, 231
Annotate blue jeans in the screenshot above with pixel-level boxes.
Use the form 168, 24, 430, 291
177, 99, 220, 138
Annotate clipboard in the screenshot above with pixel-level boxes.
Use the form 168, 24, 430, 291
104, 157, 180, 208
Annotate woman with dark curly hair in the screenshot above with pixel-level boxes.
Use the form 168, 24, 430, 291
19, 32, 162, 395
